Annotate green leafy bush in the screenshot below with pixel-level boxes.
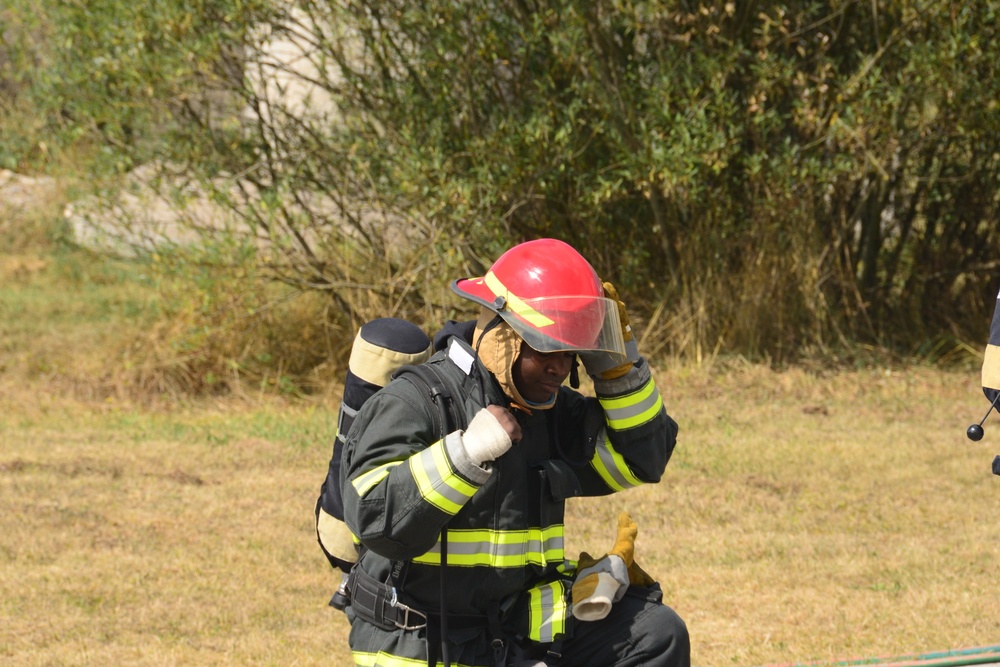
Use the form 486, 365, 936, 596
3, 0, 998, 381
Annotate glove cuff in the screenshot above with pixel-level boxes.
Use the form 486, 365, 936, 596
444, 431, 492, 484
582, 336, 640, 379
592, 355, 650, 395
572, 571, 623, 622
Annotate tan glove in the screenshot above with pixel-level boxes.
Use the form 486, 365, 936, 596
579, 283, 640, 380
598, 283, 637, 379
571, 512, 655, 621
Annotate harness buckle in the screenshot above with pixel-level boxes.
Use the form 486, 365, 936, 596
491, 638, 508, 666
389, 591, 428, 631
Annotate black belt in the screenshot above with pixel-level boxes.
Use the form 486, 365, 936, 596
346, 565, 428, 632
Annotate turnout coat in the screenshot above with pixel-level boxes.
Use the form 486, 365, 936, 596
340, 329, 678, 666
983, 285, 1000, 400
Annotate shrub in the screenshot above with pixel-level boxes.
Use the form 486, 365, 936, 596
4, 0, 998, 377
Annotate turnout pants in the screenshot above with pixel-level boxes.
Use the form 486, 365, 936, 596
345, 584, 690, 667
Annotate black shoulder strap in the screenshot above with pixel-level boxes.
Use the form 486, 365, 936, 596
368, 356, 481, 665
394, 362, 464, 437
349, 363, 456, 596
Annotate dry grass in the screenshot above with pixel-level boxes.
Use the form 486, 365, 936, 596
2, 185, 997, 666
0, 386, 351, 667
568, 362, 1000, 665
1, 363, 997, 666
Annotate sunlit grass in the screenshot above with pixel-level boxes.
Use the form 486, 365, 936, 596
2, 202, 997, 666
568, 364, 999, 665
2, 366, 997, 666
0, 398, 348, 666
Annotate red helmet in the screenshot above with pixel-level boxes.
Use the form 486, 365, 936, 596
451, 238, 625, 355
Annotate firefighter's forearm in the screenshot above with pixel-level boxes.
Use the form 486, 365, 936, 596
344, 434, 490, 561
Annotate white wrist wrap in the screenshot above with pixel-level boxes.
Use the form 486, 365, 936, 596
461, 408, 513, 465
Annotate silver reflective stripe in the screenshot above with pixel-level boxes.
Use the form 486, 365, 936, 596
337, 403, 359, 444
410, 444, 475, 514
411, 526, 565, 567
590, 427, 643, 492
594, 441, 633, 489
601, 382, 661, 427
536, 583, 556, 643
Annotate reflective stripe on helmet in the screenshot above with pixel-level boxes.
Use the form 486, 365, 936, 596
484, 270, 556, 328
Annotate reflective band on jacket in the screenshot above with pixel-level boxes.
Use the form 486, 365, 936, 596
484, 271, 555, 328
411, 525, 565, 567
589, 377, 663, 491
590, 431, 645, 492
408, 440, 478, 515
352, 460, 403, 497
352, 650, 480, 667
528, 579, 569, 644
598, 377, 663, 431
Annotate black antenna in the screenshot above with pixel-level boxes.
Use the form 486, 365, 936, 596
966, 391, 1000, 441
966, 391, 1000, 476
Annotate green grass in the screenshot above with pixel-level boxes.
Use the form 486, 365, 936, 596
0, 250, 158, 378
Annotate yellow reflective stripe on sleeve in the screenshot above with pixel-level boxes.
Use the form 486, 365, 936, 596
408, 440, 478, 515
599, 377, 663, 430
411, 525, 565, 568
590, 431, 645, 492
484, 271, 555, 328
557, 559, 577, 575
528, 579, 568, 643
352, 460, 403, 497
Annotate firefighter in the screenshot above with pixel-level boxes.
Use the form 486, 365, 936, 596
982, 284, 1000, 404
340, 238, 689, 666
969, 284, 1000, 443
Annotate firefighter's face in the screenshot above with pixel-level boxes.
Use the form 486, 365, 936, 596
512, 343, 573, 404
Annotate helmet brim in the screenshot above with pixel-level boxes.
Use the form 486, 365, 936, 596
451, 277, 498, 310
451, 277, 625, 355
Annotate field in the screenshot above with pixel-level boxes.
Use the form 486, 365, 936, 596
2, 364, 997, 666
1, 187, 998, 666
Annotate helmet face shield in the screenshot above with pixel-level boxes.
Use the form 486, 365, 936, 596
498, 295, 625, 355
